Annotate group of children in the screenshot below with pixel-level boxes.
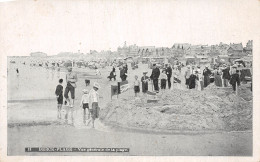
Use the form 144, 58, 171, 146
55, 78, 101, 128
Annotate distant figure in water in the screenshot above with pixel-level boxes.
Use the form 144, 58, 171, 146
55, 79, 63, 119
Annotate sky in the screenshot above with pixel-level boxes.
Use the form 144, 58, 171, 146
0, 0, 259, 56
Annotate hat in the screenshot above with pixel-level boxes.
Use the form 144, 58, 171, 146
82, 89, 89, 94
93, 82, 101, 89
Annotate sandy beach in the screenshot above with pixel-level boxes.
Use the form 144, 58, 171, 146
7, 60, 252, 156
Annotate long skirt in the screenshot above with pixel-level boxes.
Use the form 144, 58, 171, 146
214, 75, 222, 87
204, 76, 210, 87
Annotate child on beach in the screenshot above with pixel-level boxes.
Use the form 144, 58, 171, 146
80, 89, 90, 124
55, 79, 63, 119
160, 70, 167, 90
134, 75, 140, 97
141, 72, 149, 96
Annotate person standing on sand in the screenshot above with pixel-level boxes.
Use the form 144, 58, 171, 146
222, 64, 231, 87
141, 72, 149, 95
214, 67, 222, 87
87, 82, 101, 128
150, 64, 160, 93
203, 66, 211, 87
55, 79, 63, 119
120, 65, 127, 81
184, 66, 191, 89
134, 75, 140, 97
80, 89, 90, 124
230, 70, 240, 92
160, 70, 167, 91
64, 66, 78, 108
16, 68, 19, 77
165, 64, 172, 89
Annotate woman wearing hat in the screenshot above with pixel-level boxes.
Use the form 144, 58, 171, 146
203, 66, 211, 87
214, 67, 223, 87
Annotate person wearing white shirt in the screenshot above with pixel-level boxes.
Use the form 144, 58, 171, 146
80, 89, 90, 124
87, 82, 100, 128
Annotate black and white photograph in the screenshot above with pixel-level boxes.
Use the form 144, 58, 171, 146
0, 0, 260, 161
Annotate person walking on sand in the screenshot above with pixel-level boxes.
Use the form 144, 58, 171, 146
64, 66, 78, 108
87, 82, 101, 128
55, 79, 63, 119
80, 89, 90, 124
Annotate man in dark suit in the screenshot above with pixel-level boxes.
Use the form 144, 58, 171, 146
230, 70, 240, 91
120, 65, 127, 81
150, 64, 160, 92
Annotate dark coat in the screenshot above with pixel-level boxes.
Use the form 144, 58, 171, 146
230, 73, 240, 86
120, 68, 127, 80
222, 67, 231, 80
166, 67, 172, 78
150, 68, 160, 80
141, 76, 149, 92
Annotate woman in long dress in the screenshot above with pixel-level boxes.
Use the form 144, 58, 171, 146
214, 67, 223, 87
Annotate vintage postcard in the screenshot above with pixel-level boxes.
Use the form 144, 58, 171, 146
0, 0, 260, 162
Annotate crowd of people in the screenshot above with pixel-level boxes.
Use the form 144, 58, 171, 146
184, 63, 243, 91
107, 62, 244, 98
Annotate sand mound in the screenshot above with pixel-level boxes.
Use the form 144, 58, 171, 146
100, 86, 252, 132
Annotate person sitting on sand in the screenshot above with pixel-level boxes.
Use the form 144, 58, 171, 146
108, 67, 116, 81
87, 82, 101, 128
80, 89, 90, 124
55, 79, 63, 119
